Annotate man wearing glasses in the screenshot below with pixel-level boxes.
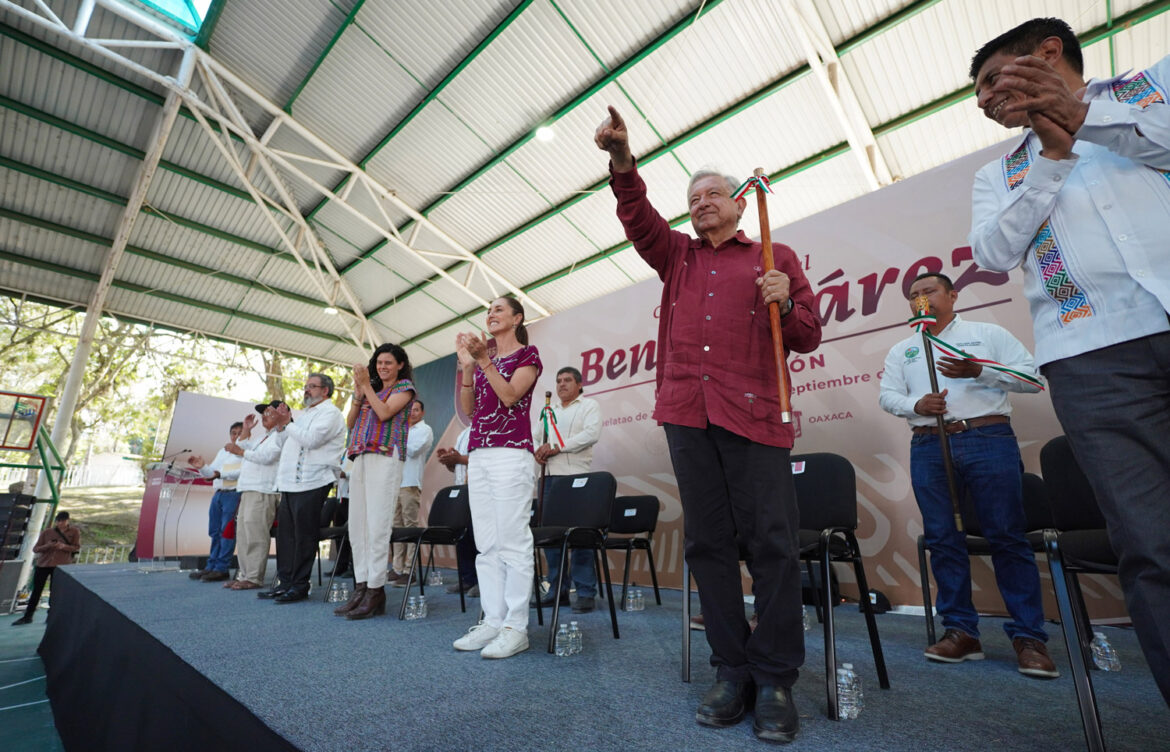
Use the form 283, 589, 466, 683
258, 373, 347, 603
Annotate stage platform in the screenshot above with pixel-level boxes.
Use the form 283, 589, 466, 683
37, 564, 1165, 751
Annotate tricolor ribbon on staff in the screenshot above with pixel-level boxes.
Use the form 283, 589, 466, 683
907, 316, 1046, 390
731, 174, 772, 201
540, 406, 565, 448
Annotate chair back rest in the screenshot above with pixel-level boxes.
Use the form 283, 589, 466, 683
1020, 472, 1054, 531
320, 496, 339, 528
427, 485, 471, 529
1039, 436, 1107, 531
791, 453, 857, 532
543, 472, 617, 529
608, 495, 659, 535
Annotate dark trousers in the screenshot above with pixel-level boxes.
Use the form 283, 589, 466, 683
1043, 331, 1170, 706
22, 566, 54, 619
276, 485, 331, 591
665, 422, 804, 688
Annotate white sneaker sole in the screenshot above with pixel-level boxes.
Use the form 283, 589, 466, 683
482, 636, 529, 659
453, 627, 500, 651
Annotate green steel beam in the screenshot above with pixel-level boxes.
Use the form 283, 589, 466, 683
364, 63, 814, 319
336, 0, 728, 274
0, 154, 281, 256
283, 0, 367, 114
194, 0, 228, 49
0, 246, 347, 343
0, 206, 322, 308
0, 287, 352, 367
398, 0, 1170, 346
302, 0, 537, 224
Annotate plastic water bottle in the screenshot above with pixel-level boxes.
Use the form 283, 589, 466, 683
405, 595, 419, 620
836, 663, 863, 720
417, 594, 428, 618
569, 620, 582, 655
427, 568, 442, 587
1091, 632, 1121, 672
327, 582, 344, 603
802, 606, 811, 632
625, 589, 636, 611
633, 588, 645, 611
555, 624, 570, 657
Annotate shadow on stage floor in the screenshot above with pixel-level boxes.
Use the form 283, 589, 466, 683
38, 564, 1167, 751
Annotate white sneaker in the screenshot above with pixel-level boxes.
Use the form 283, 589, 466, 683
481, 627, 529, 659
453, 622, 500, 651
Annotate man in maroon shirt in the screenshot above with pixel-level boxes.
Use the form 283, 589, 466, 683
596, 106, 821, 743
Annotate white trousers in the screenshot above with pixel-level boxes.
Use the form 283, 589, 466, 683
469, 447, 535, 631
349, 452, 403, 588
235, 491, 278, 584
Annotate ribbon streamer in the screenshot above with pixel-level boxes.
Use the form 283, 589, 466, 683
730, 174, 772, 201
541, 406, 565, 448
907, 316, 1045, 390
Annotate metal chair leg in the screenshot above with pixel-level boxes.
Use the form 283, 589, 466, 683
821, 535, 839, 721
644, 541, 662, 605
917, 534, 935, 646
681, 559, 691, 683
849, 531, 889, 689
547, 542, 570, 653
1045, 531, 1105, 752
601, 540, 620, 639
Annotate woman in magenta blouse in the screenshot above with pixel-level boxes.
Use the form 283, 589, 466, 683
336, 343, 416, 620
451, 297, 542, 659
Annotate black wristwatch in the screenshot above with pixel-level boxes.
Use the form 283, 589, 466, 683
780, 298, 794, 318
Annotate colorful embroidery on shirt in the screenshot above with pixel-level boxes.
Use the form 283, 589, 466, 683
1111, 70, 1166, 108
1031, 220, 1093, 325
1002, 141, 1031, 191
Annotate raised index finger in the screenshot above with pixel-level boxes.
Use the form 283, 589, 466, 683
607, 105, 624, 128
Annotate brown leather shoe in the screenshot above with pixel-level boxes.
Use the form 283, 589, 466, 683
200, 570, 229, 582
1013, 638, 1060, 678
333, 583, 367, 616
346, 586, 386, 620
924, 629, 985, 663
232, 580, 262, 590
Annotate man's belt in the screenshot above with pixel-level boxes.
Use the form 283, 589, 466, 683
911, 415, 1010, 436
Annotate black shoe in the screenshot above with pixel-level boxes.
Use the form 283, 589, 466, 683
753, 685, 799, 743
274, 588, 309, 603
256, 587, 288, 600
11, 616, 32, 626
537, 590, 571, 607
188, 569, 207, 580
571, 596, 595, 613
696, 679, 753, 728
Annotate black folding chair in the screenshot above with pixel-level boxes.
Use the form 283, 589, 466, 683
393, 484, 472, 619
315, 496, 348, 592
793, 452, 890, 720
530, 472, 619, 652
602, 495, 662, 610
1041, 436, 1117, 752
917, 472, 1053, 645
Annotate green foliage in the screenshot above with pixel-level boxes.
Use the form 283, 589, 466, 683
0, 296, 351, 468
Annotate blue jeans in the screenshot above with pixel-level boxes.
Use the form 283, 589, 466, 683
911, 423, 1046, 642
206, 489, 241, 572
540, 476, 597, 598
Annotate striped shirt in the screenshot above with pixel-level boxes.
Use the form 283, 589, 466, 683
346, 379, 416, 460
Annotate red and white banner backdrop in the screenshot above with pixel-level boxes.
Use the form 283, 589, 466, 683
423, 142, 1124, 618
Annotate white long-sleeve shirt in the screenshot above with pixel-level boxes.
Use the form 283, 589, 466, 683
237, 430, 285, 494
879, 315, 1043, 427
535, 396, 602, 475
401, 420, 433, 489
969, 54, 1170, 366
198, 448, 241, 490
276, 402, 346, 493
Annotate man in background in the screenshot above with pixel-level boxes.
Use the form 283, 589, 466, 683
390, 400, 433, 586
187, 422, 243, 583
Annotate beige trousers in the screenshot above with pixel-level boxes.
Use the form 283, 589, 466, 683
236, 491, 278, 585
391, 485, 422, 574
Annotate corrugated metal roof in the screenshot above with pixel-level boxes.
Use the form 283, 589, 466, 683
2, 0, 1168, 368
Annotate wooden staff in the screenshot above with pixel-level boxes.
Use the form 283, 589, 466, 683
916, 298, 964, 533
752, 168, 793, 423
536, 390, 552, 525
